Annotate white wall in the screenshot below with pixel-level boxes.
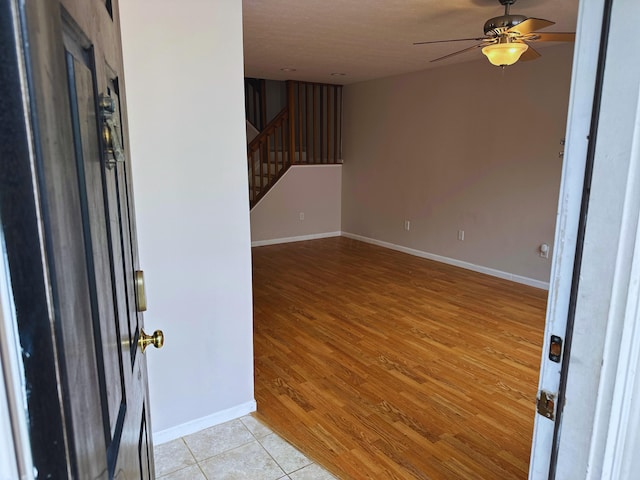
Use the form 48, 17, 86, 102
342, 44, 574, 285
250, 165, 342, 245
119, 1, 255, 441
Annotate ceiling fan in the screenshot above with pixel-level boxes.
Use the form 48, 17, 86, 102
414, 0, 575, 67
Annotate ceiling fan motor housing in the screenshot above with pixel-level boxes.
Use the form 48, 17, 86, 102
484, 14, 528, 36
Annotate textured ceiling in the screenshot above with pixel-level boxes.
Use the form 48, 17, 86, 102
242, 0, 579, 84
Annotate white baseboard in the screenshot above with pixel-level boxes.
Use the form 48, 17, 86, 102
252, 231, 549, 288
153, 399, 257, 445
341, 232, 550, 290
251, 231, 341, 247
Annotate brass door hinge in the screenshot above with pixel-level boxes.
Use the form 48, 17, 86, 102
537, 390, 556, 420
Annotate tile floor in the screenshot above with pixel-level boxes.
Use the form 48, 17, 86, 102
155, 415, 338, 480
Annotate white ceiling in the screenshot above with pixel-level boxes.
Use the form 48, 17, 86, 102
242, 0, 579, 85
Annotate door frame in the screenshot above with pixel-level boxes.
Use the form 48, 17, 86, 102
0, 240, 34, 480
528, 0, 608, 476
529, 0, 640, 478
549, 0, 640, 478
1, 0, 67, 476
0, 263, 31, 480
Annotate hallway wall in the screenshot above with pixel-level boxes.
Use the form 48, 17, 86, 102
120, 0, 255, 441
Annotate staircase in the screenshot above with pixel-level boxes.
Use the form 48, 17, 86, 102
246, 80, 343, 208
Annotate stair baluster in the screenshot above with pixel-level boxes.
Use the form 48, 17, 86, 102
247, 80, 343, 208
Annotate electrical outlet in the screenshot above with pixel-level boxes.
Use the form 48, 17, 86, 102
458, 230, 465, 241
299, 212, 304, 221
404, 220, 411, 231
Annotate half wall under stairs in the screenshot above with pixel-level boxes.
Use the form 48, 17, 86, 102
250, 164, 342, 245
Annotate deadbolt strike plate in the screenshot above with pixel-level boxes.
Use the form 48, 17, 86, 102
549, 335, 563, 363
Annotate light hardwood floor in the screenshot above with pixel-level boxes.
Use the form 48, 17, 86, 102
252, 237, 547, 479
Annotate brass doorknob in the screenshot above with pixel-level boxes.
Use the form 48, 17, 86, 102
139, 329, 164, 353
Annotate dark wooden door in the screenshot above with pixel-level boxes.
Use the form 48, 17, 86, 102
0, 1, 157, 478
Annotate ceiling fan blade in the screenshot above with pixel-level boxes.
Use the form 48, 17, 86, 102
508, 17, 554, 35
414, 37, 488, 45
520, 43, 542, 62
530, 32, 576, 42
430, 43, 486, 63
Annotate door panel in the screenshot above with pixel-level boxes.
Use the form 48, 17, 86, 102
105, 79, 141, 359
10, 0, 156, 478
64, 28, 131, 478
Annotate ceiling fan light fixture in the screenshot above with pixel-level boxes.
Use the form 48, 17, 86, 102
482, 41, 528, 66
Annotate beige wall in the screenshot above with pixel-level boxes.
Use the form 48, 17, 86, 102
342, 44, 574, 284
251, 165, 342, 244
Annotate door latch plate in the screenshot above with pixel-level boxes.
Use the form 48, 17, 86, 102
537, 390, 555, 420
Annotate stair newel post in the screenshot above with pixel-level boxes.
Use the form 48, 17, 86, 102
266, 133, 272, 185
298, 82, 303, 163
250, 149, 256, 204
287, 80, 296, 165
280, 115, 285, 174
260, 135, 267, 194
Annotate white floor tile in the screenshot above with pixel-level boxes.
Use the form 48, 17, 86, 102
183, 419, 254, 462
288, 463, 338, 480
198, 440, 285, 480
241, 415, 274, 439
260, 433, 312, 473
155, 418, 338, 480
154, 438, 196, 477
157, 464, 206, 480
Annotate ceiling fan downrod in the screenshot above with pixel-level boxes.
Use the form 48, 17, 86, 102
499, 0, 517, 15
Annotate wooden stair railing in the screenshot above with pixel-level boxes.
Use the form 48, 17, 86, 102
247, 80, 343, 208
248, 107, 290, 207
288, 80, 343, 164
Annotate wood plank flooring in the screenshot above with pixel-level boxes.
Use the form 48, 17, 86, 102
252, 237, 547, 479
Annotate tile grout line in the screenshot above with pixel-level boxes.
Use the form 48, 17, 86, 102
184, 420, 257, 464
155, 438, 197, 479
247, 424, 291, 479
195, 462, 209, 480
192, 427, 285, 479
255, 432, 297, 477
178, 436, 198, 467
252, 428, 320, 478
242, 416, 320, 478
